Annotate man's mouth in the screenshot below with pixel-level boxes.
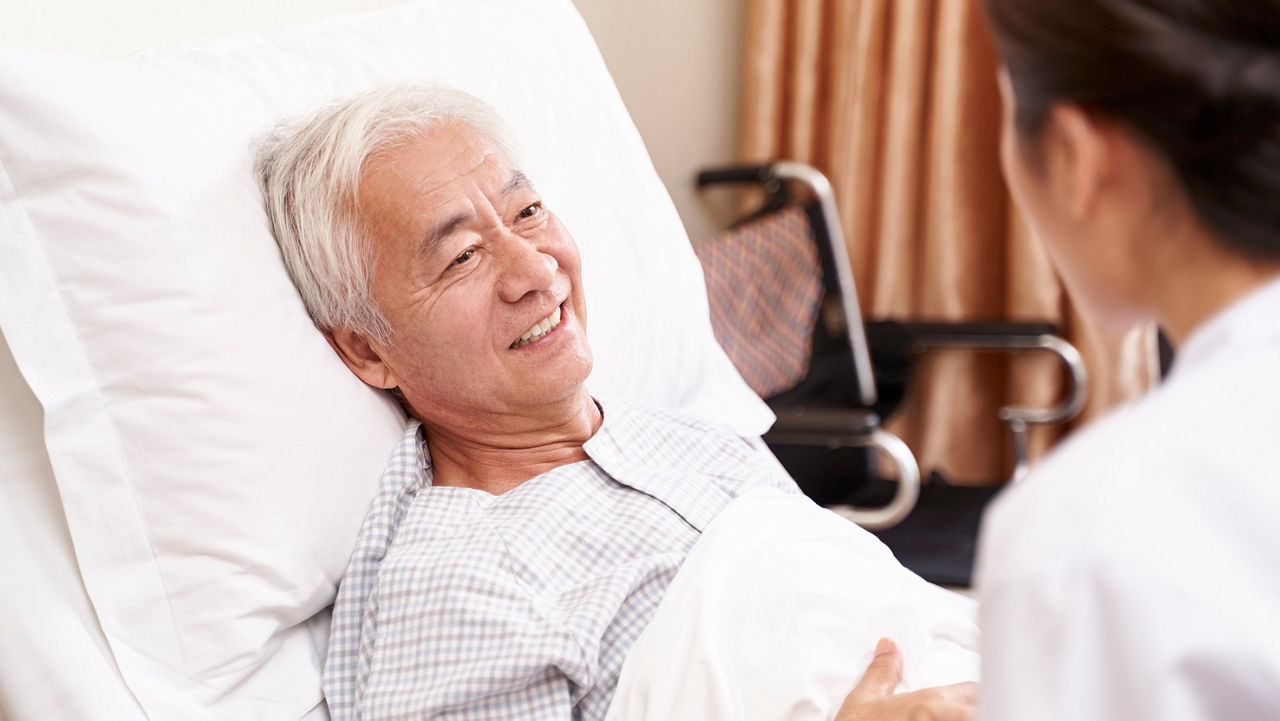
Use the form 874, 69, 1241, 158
510, 305, 563, 349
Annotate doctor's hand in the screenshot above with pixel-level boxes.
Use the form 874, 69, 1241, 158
835, 638, 977, 721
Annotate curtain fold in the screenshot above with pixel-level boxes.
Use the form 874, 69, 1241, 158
740, 0, 1160, 483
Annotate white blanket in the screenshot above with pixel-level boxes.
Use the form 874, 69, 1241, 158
606, 487, 980, 721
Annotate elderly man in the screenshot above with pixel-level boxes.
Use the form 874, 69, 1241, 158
256, 83, 975, 721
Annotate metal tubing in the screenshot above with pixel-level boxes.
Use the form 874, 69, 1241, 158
823, 429, 922, 530
770, 161, 879, 408
907, 332, 1088, 427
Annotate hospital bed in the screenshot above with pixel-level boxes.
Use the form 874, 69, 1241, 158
1, 1, 980, 718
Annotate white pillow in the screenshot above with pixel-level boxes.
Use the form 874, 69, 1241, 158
0, 1, 771, 719
0, 329, 147, 721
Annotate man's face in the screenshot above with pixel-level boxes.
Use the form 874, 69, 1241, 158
350, 121, 592, 424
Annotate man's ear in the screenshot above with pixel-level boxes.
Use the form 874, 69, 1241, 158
1043, 104, 1113, 220
324, 327, 400, 390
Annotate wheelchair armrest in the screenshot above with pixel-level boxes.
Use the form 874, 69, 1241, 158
866, 320, 1088, 427
765, 406, 921, 530
766, 405, 882, 442
695, 165, 776, 187
867, 319, 1088, 483
872, 320, 1058, 341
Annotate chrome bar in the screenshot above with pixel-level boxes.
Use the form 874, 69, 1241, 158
771, 161, 879, 408
906, 332, 1088, 427
823, 429, 921, 530
906, 331, 1087, 481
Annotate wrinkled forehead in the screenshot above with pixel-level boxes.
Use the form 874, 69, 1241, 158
369, 122, 513, 189
358, 122, 526, 223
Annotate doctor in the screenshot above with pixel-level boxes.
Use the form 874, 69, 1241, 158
976, 0, 1280, 718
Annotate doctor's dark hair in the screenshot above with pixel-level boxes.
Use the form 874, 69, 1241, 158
983, 0, 1280, 259
255, 83, 521, 344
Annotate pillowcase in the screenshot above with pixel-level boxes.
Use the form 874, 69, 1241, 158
0, 0, 772, 718
0, 329, 148, 721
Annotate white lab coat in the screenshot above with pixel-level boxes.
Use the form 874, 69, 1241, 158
975, 275, 1280, 721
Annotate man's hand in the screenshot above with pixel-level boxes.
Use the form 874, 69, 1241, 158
834, 638, 977, 721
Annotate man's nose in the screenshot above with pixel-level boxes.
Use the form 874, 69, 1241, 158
496, 235, 557, 303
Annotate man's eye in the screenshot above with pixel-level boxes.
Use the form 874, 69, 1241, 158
452, 249, 475, 266
517, 202, 543, 220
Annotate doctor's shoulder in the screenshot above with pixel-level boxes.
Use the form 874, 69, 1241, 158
979, 345, 1280, 588
978, 376, 1208, 574
978, 375, 1280, 721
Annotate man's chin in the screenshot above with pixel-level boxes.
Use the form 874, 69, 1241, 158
534, 367, 595, 410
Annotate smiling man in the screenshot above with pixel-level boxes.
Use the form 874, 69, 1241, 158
255, 82, 806, 720
255, 83, 976, 721
328, 119, 597, 496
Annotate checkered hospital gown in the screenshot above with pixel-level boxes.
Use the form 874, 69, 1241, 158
324, 398, 800, 720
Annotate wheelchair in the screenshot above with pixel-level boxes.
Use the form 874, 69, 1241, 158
695, 162, 1087, 586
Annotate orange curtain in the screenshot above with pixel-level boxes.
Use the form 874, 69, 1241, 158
739, 0, 1161, 483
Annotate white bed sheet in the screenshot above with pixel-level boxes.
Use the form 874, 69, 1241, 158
607, 487, 980, 721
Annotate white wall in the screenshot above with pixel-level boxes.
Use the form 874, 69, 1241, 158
0, 0, 744, 243
572, 0, 745, 243
0, 0, 405, 58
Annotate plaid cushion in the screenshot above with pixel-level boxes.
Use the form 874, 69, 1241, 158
695, 206, 823, 398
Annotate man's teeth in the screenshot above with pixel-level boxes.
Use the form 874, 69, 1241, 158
511, 306, 563, 348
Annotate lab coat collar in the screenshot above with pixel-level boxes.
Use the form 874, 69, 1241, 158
1171, 273, 1280, 378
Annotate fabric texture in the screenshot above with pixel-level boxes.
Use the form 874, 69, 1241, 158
607, 486, 979, 721
696, 205, 824, 398
0, 329, 149, 721
324, 398, 800, 721
737, 0, 1160, 482
976, 275, 1280, 720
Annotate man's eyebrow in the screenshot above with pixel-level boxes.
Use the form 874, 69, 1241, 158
502, 170, 534, 198
420, 212, 469, 259
419, 171, 532, 260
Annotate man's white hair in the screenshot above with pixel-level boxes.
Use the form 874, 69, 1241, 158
255, 82, 520, 343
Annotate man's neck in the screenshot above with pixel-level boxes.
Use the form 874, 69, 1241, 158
418, 392, 603, 495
